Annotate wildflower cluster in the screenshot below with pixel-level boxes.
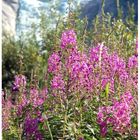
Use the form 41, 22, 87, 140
2, 29, 137, 139
60, 29, 77, 49
13, 75, 26, 91
97, 92, 134, 136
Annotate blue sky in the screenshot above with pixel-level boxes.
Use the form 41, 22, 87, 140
16, 0, 85, 35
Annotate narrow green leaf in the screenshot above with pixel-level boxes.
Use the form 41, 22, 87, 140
105, 82, 110, 101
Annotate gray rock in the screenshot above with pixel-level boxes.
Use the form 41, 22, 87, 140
80, 0, 138, 27
2, 0, 19, 36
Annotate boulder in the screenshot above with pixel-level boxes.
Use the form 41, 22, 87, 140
2, 0, 19, 36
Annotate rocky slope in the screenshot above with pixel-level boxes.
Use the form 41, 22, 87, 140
2, 0, 19, 36
80, 0, 138, 27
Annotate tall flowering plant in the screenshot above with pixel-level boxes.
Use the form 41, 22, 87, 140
2, 29, 137, 139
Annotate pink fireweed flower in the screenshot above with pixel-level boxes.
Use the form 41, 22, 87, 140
101, 78, 115, 93
2, 100, 12, 130
107, 53, 128, 82
24, 115, 43, 139
97, 106, 112, 137
100, 52, 128, 91
97, 92, 134, 136
66, 50, 94, 92
127, 54, 138, 91
48, 52, 62, 74
19, 93, 28, 106
128, 55, 138, 68
17, 94, 28, 116
60, 29, 77, 49
112, 101, 131, 133
41, 87, 48, 96
65, 48, 81, 69
100, 121, 107, 137
71, 61, 93, 91
29, 88, 47, 107
29, 88, 39, 107
89, 44, 109, 68
13, 74, 26, 91
51, 74, 65, 90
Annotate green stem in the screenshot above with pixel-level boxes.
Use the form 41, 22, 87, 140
63, 99, 68, 138
63, 111, 67, 138
46, 120, 53, 140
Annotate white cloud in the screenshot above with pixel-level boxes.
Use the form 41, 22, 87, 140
23, 0, 42, 7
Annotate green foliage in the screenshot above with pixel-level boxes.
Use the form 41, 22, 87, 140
2, 1, 137, 139
2, 37, 20, 88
